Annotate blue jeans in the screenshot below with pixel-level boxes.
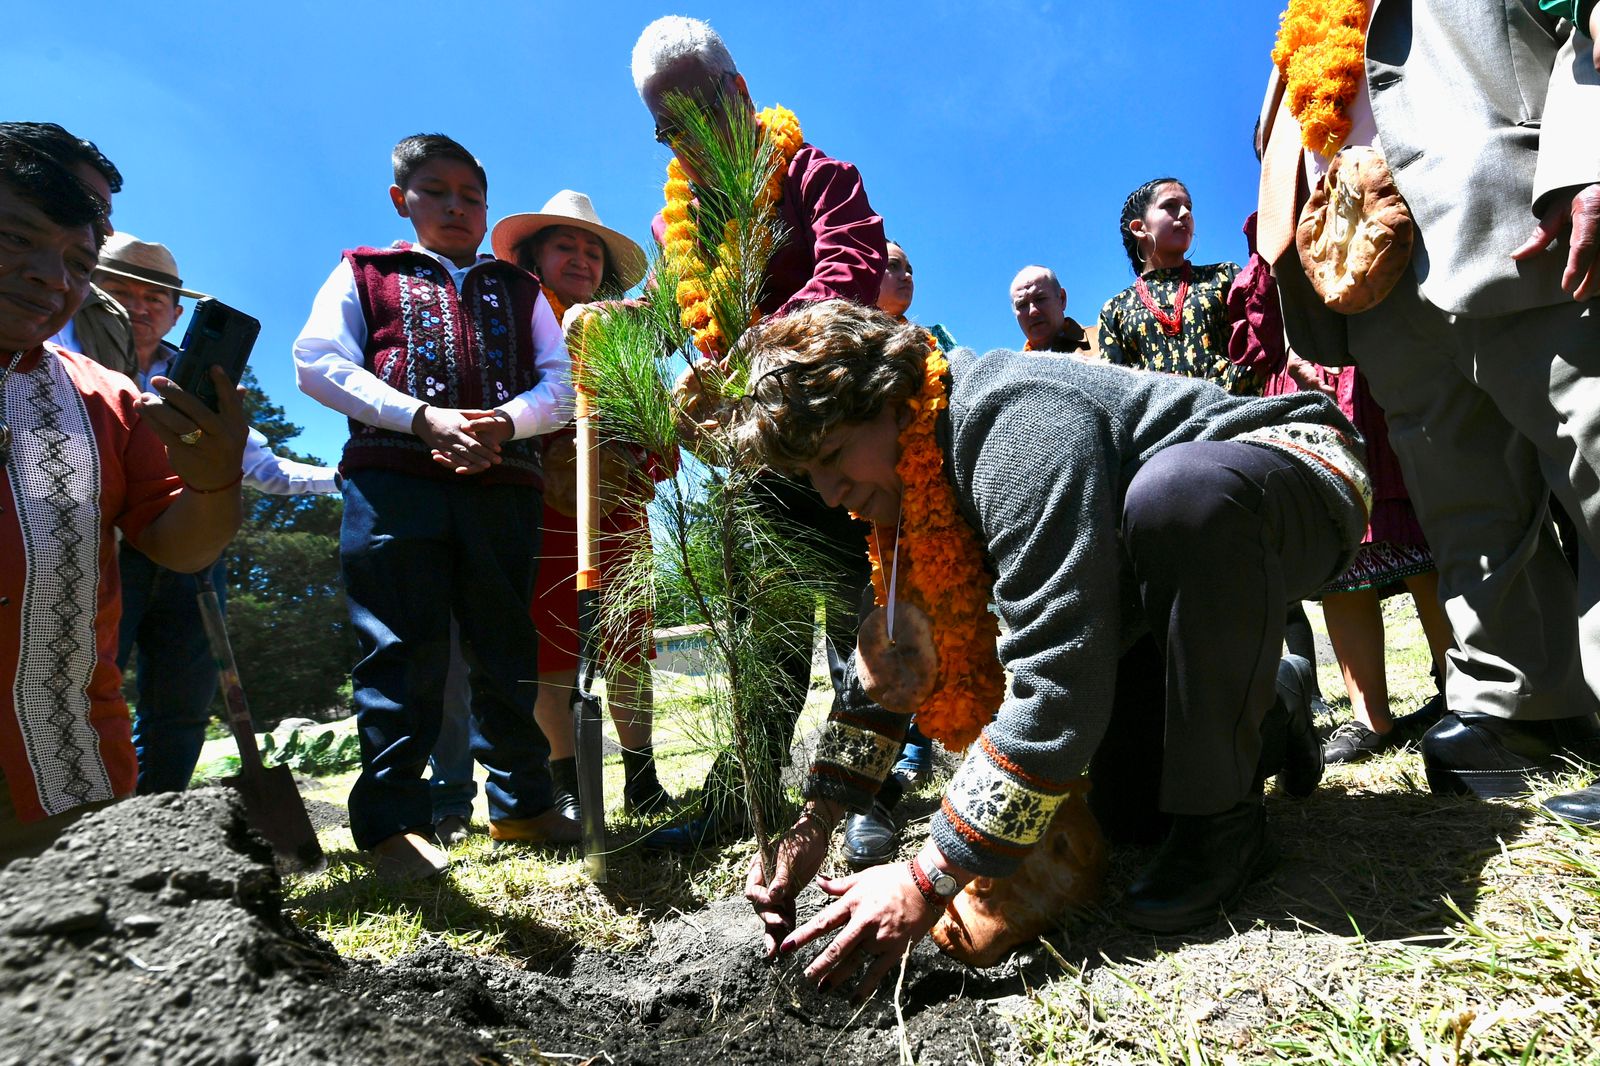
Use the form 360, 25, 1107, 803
118, 545, 227, 794
340, 468, 551, 849
428, 620, 479, 822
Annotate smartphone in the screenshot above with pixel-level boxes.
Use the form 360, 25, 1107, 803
168, 298, 259, 411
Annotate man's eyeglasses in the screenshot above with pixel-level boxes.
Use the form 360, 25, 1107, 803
653, 70, 740, 147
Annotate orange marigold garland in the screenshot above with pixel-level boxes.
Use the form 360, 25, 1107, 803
1272, 0, 1367, 158
661, 105, 804, 357
858, 336, 1006, 751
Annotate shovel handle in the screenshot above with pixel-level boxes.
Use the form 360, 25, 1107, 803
195, 571, 264, 774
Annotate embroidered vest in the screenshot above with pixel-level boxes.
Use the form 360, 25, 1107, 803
342, 245, 544, 486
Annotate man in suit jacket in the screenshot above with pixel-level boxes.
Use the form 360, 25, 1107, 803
1258, 0, 1600, 817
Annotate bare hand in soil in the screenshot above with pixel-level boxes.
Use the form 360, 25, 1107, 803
779, 863, 943, 1002
746, 809, 834, 957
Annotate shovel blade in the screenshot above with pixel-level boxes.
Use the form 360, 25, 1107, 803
573, 692, 607, 882
224, 763, 325, 873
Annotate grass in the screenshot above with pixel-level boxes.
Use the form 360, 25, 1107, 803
283, 668, 826, 971
278, 599, 1600, 1063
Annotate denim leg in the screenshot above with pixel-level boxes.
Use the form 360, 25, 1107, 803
429, 619, 479, 822
450, 482, 551, 824
341, 470, 455, 850
121, 545, 225, 794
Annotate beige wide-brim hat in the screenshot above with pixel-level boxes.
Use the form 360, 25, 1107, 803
92, 231, 207, 298
491, 190, 647, 292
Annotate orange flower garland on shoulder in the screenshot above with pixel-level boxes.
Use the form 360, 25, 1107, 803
1272, 0, 1367, 158
859, 336, 1006, 751
661, 105, 805, 357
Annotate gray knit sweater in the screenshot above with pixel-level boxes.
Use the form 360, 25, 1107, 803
805, 349, 1368, 877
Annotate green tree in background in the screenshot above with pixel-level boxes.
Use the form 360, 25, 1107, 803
221, 368, 353, 725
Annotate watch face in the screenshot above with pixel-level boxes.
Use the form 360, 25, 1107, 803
932, 871, 959, 897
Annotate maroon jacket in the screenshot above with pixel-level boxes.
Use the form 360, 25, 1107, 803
651, 143, 887, 316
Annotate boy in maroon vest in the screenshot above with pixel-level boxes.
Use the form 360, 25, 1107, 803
294, 134, 576, 879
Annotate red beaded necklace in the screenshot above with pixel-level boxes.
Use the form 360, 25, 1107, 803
1134, 261, 1192, 336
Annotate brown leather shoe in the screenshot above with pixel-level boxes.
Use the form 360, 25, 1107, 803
489, 807, 581, 846
371, 830, 451, 881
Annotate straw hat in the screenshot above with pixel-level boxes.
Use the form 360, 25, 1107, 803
491, 190, 647, 292
93, 232, 206, 298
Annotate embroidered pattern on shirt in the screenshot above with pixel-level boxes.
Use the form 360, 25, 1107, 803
1234, 422, 1374, 519
940, 738, 1070, 852
7, 357, 110, 815
469, 274, 514, 404
811, 720, 901, 785
396, 266, 457, 407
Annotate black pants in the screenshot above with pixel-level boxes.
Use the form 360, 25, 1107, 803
702, 476, 873, 818
340, 469, 552, 849
1089, 441, 1345, 834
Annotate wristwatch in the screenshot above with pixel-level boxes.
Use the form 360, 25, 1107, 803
910, 852, 960, 906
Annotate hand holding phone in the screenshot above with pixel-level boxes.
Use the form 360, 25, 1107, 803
167, 298, 259, 410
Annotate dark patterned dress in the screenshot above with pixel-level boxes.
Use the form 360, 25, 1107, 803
1098, 262, 1260, 396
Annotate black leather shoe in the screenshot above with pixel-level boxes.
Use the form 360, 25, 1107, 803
1388, 692, 1445, 747
1118, 798, 1267, 934
1422, 711, 1600, 799
549, 756, 583, 824
1543, 784, 1600, 826
1277, 655, 1323, 797
842, 802, 898, 868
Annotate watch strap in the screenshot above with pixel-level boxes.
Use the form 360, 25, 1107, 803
908, 858, 941, 907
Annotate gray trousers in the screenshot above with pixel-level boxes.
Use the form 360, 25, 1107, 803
1349, 274, 1600, 721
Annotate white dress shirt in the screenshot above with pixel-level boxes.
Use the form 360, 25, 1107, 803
142, 349, 339, 497
292, 243, 573, 440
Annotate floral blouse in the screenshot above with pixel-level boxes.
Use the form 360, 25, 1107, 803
1097, 261, 1260, 396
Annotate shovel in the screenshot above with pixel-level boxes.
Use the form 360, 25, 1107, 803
195, 570, 325, 873
572, 339, 608, 882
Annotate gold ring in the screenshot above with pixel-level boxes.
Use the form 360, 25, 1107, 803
179, 429, 203, 445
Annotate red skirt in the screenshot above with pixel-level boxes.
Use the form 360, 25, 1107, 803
531, 500, 656, 674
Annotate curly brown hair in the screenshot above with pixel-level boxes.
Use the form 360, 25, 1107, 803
733, 300, 929, 469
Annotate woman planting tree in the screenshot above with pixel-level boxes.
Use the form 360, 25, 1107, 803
732, 299, 1370, 996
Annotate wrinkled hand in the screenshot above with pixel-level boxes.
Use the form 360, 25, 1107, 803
416, 406, 504, 475
139, 368, 249, 490
672, 357, 728, 447
1511, 182, 1600, 301
1285, 353, 1337, 396
778, 861, 943, 1002
745, 810, 834, 958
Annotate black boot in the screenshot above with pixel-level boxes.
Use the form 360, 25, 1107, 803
1119, 798, 1267, 934
621, 747, 677, 817
549, 756, 583, 823
1277, 655, 1323, 797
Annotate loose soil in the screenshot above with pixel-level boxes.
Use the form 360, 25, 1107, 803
0, 790, 1027, 1064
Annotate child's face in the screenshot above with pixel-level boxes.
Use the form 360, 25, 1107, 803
1135, 182, 1194, 264
390, 158, 487, 267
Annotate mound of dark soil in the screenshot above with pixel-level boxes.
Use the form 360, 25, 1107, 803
0, 791, 1022, 1065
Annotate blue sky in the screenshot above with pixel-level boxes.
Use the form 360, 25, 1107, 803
9, 0, 1288, 463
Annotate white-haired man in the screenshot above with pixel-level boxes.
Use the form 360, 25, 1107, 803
631, 15, 888, 848
1010, 265, 1097, 356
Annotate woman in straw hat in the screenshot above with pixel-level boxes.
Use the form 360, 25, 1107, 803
481, 191, 673, 823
